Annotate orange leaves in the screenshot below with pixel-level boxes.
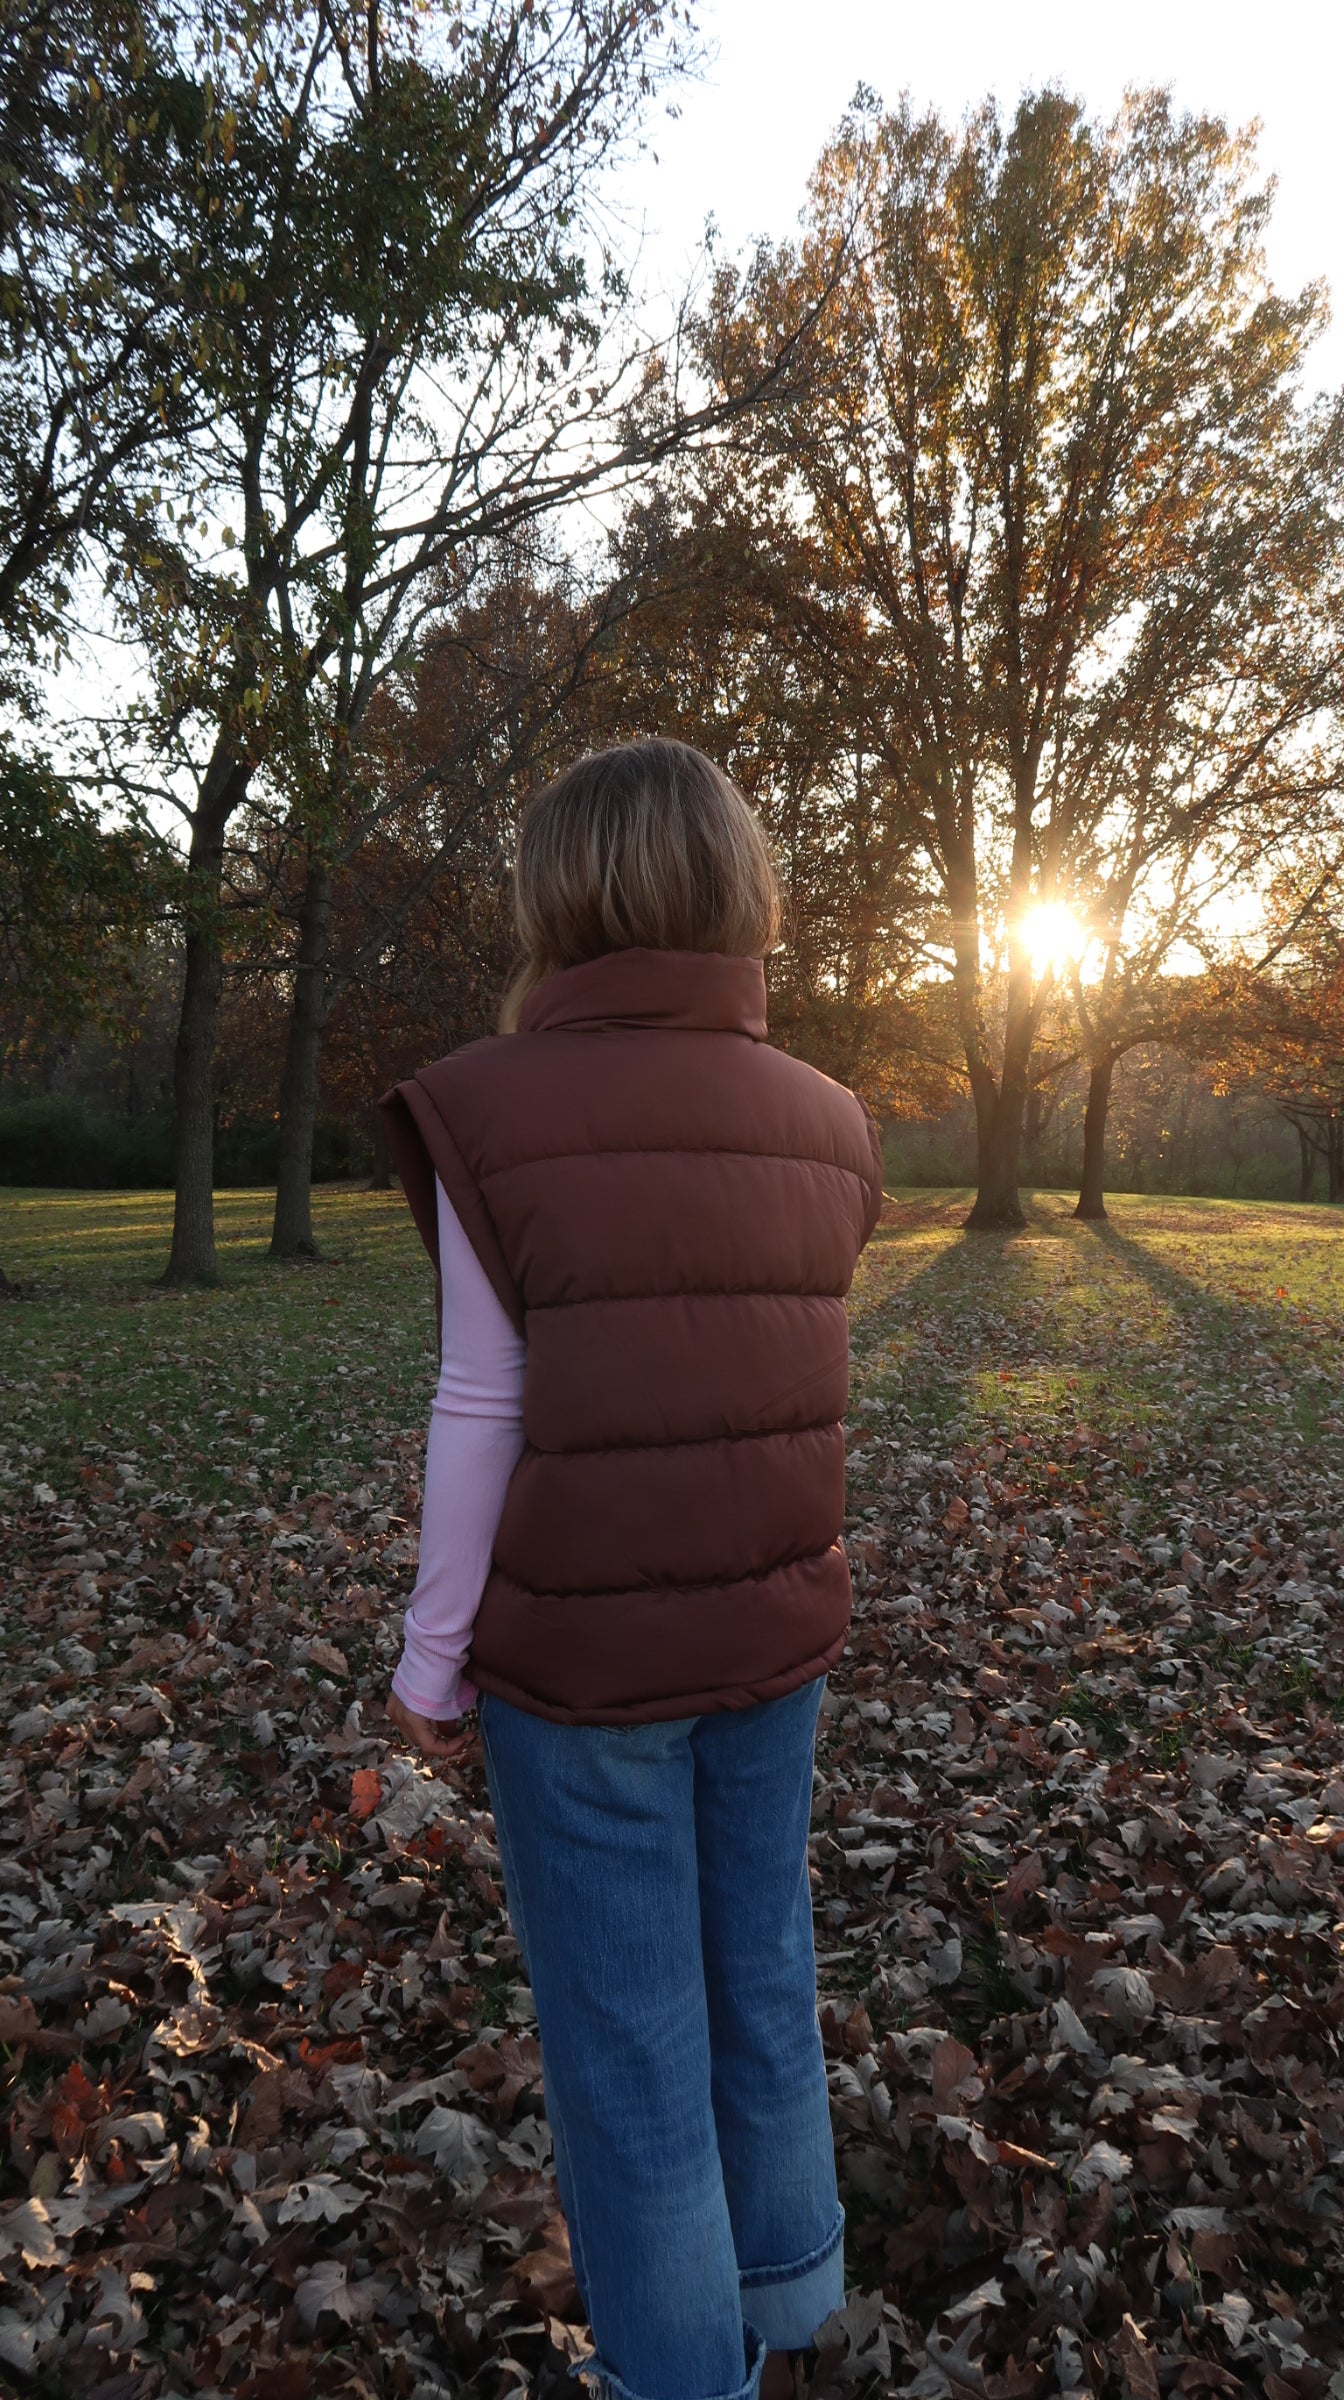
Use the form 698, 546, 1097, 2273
297, 2033, 363, 2072
50, 2060, 111, 2158
508, 2219, 578, 2318
0, 1992, 83, 2058
349, 1767, 382, 1820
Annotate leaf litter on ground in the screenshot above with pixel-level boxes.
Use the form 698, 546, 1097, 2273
1, 1187, 1343, 2399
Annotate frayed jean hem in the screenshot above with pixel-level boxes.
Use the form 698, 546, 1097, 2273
736, 2205, 846, 2351
570, 2321, 767, 2400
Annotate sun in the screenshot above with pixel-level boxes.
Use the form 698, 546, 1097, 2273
1018, 903, 1086, 977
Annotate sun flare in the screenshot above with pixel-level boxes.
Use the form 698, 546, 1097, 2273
1018, 902, 1086, 977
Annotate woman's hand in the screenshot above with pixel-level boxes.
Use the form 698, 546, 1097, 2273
386, 1688, 471, 1763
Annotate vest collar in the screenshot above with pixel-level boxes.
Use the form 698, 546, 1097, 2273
519, 948, 768, 1039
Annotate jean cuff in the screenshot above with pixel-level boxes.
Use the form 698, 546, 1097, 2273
737, 2206, 846, 2351
569, 2322, 766, 2400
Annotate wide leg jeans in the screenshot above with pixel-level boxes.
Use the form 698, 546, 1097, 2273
476, 1673, 845, 2400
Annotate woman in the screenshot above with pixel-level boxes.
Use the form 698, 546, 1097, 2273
380, 740, 884, 2400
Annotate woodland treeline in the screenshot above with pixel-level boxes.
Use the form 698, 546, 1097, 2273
5, 0, 1344, 1290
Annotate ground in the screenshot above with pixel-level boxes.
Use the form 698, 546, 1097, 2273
1, 1186, 1343, 2400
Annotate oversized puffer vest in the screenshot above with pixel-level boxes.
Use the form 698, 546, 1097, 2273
379, 947, 885, 1723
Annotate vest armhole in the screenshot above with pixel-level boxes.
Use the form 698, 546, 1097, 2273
378, 1080, 526, 1337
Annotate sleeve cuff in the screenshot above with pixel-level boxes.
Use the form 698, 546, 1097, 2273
391, 1660, 479, 1721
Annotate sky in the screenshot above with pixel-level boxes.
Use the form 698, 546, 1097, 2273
616, 0, 1344, 394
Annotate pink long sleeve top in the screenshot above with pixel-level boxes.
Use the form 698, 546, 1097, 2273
390, 1174, 525, 1720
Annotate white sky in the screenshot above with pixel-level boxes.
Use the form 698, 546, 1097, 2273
617, 0, 1344, 396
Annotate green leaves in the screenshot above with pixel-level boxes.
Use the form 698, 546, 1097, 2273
0, 752, 174, 1072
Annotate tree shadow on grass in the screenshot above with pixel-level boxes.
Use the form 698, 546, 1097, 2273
1074, 1207, 1344, 1456
1079, 1210, 1276, 1348
854, 1189, 1091, 1338
851, 1192, 1113, 1432
849, 1191, 1299, 1456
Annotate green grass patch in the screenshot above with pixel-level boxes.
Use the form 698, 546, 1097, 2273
4, 1180, 1344, 1522
1, 1185, 436, 1508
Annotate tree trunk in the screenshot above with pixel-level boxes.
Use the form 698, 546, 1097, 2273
1298, 1125, 1316, 1204
1073, 1057, 1114, 1221
966, 1072, 1028, 1229
270, 857, 335, 1260
1022, 1079, 1044, 1182
961, 859, 1041, 1228
1329, 1114, 1344, 1204
162, 918, 225, 1284
369, 1106, 392, 1190
162, 751, 249, 1287
951, 912, 1029, 1229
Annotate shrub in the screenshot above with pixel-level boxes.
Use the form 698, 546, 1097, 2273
0, 1096, 173, 1186
0, 1098, 369, 1187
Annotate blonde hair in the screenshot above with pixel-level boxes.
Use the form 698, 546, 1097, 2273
500, 739, 781, 1031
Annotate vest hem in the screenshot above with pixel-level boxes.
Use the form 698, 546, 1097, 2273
469, 1630, 847, 1724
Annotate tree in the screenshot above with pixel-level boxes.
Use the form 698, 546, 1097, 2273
0, 758, 165, 1288
92, 0, 707, 1283
0, 759, 161, 1068
1054, 424, 1344, 1218
0, 0, 214, 695
1064, 729, 1343, 1223
264, 531, 641, 1260
253, 33, 843, 1266
227, 536, 614, 1238
712, 86, 1337, 1224
1194, 855, 1344, 1203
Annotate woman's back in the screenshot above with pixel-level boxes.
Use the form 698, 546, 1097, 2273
383, 944, 883, 1723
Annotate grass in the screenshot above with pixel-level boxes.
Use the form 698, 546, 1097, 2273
0, 1185, 436, 1511
849, 1184, 1344, 1473
3, 1181, 1344, 1520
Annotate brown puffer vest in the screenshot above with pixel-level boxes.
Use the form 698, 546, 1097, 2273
380, 947, 885, 1723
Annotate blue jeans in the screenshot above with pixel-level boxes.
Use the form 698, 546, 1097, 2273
477, 1674, 844, 2400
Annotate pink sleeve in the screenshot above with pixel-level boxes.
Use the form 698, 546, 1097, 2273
391, 1175, 525, 1719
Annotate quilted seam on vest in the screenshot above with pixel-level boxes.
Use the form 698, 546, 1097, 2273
380, 948, 885, 1723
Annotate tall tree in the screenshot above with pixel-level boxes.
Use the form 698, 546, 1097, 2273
1052, 388, 1344, 1218
105, 0, 706, 1283
712, 86, 1338, 1224
228, 537, 616, 1245
255, 40, 838, 1265
265, 533, 637, 1259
